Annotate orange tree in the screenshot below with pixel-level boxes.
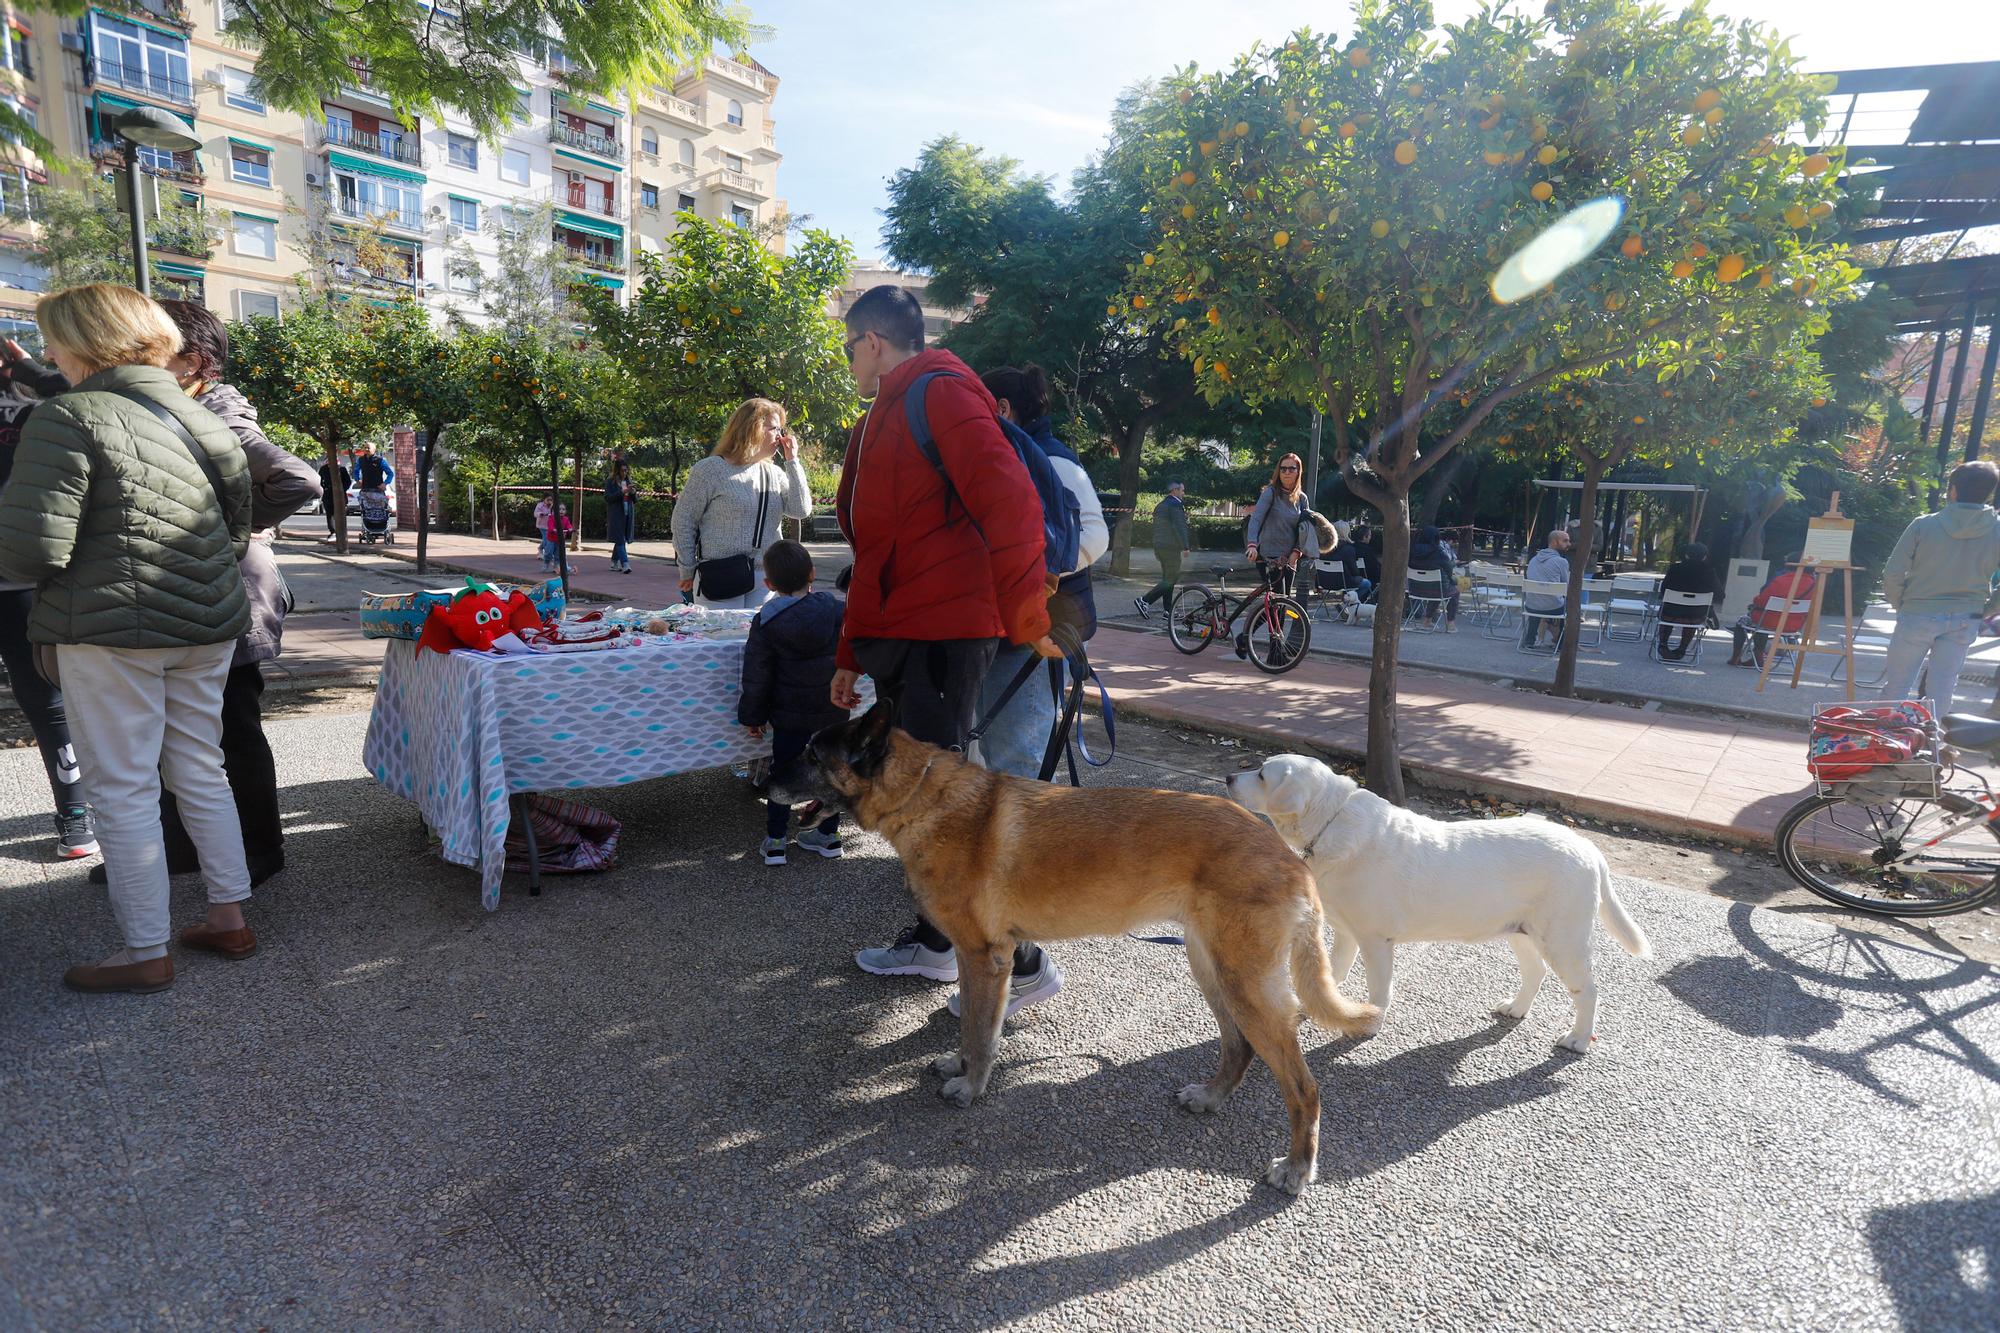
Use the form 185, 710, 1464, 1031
1500, 346, 1825, 693
364, 301, 487, 572
1120, 0, 1856, 799
230, 297, 389, 554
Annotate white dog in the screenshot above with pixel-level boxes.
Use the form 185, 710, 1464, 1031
1226, 755, 1652, 1053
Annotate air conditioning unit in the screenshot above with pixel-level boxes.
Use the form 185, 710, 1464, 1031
304, 170, 321, 187
59, 32, 83, 52
200, 72, 224, 89
445, 224, 464, 239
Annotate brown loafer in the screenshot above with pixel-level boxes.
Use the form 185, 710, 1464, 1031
64, 954, 174, 994
178, 920, 258, 961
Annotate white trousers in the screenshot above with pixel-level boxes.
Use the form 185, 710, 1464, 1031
695, 587, 768, 610
58, 641, 249, 954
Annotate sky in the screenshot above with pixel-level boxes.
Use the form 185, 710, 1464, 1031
745, 0, 1999, 262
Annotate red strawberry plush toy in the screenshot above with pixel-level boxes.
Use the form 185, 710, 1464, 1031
417, 578, 545, 655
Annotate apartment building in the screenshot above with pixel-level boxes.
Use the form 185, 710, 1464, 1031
829, 264, 982, 342
0, 0, 785, 335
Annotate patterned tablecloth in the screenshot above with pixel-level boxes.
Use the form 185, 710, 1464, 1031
363, 638, 769, 907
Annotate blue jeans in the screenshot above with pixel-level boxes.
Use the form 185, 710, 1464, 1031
1882, 611, 1981, 709
538, 537, 559, 566
609, 508, 633, 566
977, 644, 1062, 779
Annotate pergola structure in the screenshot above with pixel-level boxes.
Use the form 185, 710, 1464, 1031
1818, 61, 2000, 473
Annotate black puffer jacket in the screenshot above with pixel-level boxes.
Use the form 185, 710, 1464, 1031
738, 591, 848, 735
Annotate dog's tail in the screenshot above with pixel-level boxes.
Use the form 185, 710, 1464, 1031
1595, 858, 1653, 958
1292, 895, 1381, 1037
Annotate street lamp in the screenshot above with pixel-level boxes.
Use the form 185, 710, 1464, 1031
112, 106, 201, 298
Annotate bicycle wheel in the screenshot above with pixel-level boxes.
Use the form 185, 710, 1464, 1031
1774, 792, 2000, 917
1246, 596, 1312, 675
1167, 585, 1219, 655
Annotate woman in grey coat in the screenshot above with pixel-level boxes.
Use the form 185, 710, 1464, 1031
1246, 452, 1310, 596
671, 397, 812, 609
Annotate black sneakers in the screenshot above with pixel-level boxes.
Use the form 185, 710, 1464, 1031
55, 807, 97, 860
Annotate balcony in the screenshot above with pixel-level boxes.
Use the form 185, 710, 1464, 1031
549, 121, 621, 161
100, 0, 192, 33
329, 196, 424, 233
696, 167, 767, 200
89, 140, 204, 186
91, 58, 194, 107
651, 92, 705, 129
150, 220, 214, 259
563, 182, 617, 217
689, 54, 768, 95
316, 120, 425, 168
562, 248, 624, 275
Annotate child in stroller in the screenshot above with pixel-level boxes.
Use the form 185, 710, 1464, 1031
357, 488, 392, 545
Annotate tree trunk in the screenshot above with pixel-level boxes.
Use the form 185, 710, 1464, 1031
1111, 416, 1147, 578
1553, 458, 1605, 697
323, 437, 349, 555
1735, 483, 1787, 561
1365, 490, 1413, 804
1416, 447, 1472, 528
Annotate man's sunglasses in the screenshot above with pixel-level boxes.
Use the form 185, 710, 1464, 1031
843, 332, 869, 364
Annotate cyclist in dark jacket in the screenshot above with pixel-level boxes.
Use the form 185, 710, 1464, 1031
739, 540, 845, 866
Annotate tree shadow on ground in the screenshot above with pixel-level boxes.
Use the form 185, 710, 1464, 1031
1868, 1190, 2000, 1331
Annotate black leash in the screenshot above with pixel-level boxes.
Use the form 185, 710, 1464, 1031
963, 623, 1116, 786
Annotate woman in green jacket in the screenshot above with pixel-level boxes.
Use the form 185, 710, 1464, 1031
0, 284, 253, 995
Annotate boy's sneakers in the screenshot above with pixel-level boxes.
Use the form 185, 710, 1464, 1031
795, 827, 842, 859
55, 806, 97, 860
1132, 596, 1150, 620
759, 836, 787, 865
947, 955, 1066, 1019
855, 924, 958, 982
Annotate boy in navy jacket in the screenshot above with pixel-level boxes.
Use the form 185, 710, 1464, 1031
739, 540, 846, 865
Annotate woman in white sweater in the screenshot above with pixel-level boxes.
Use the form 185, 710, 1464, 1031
672, 398, 814, 608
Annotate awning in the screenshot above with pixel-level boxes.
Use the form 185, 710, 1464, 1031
91, 6, 189, 39
557, 88, 626, 118
555, 147, 622, 173
327, 149, 425, 186
228, 135, 273, 155
581, 273, 624, 289
555, 209, 622, 240
91, 91, 142, 117
155, 260, 205, 279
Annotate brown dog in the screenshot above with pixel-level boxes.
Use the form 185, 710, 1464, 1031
771, 703, 1380, 1193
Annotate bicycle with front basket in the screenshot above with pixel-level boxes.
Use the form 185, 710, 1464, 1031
1775, 704, 2000, 917
1165, 563, 1313, 675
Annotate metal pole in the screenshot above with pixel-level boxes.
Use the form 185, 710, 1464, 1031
1305, 412, 1322, 508
1918, 320, 1950, 455
1937, 297, 1980, 474
415, 428, 433, 575
1964, 324, 2000, 463
123, 144, 150, 297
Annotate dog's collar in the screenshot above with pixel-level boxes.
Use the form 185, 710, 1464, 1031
875, 754, 941, 819
1299, 807, 1343, 861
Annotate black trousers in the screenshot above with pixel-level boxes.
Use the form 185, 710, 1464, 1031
1656, 620, 1700, 660
851, 637, 1041, 975
1140, 547, 1184, 606
162, 662, 282, 868
768, 727, 840, 841
0, 588, 85, 816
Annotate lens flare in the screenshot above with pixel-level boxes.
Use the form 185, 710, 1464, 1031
1491, 197, 1625, 304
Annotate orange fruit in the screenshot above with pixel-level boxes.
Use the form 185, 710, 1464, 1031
1131, 294, 1148, 308
1530, 181, 1553, 202
1106, 304, 1118, 316
1179, 170, 1196, 186
1671, 259, 1695, 278
1348, 45, 1371, 67
1299, 116, 1317, 135
1234, 121, 1250, 138
1480, 113, 1501, 130
1802, 153, 1831, 176
1206, 307, 1221, 324
1693, 88, 1721, 113
1620, 235, 1644, 258
1605, 292, 1625, 311
1370, 218, 1391, 238
1483, 150, 1508, 166
1142, 252, 1155, 266
1715, 253, 1746, 282
1756, 267, 1774, 288
1691, 241, 1709, 259
1338, 121, 1357, 139
1703, 107, 1723, 126
1632, 415, 1646, 425
1681, 124, 1704, 146
1536, 144, 1558, 165
1811, 396, 1827, 407
1394, 141, 1418, 165
1180, 204, 1196, 219
684, 350, 698, 363
1784, 205, 1808, 228
1272, 230, 1289, 248
1177, 89, 1193, 106
1199, 140, 1216, 157
1529, 122, 1548, 142
1809, 201, 1834, 220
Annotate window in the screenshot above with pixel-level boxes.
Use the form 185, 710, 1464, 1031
229, 142, 271, 187
90, 15, 191, 104
449, 262, 479, 294
731, 204, 753, 228
0, 251, 48, 293
726, 99, 744, 127
448, 195, 478, 231
676, 192, 695, 213
333, 171, 420, 226
724, 153, 744, 173
237, 289, 280, 320
0, 166, 34, 220
501, 148, 530, 185
7, 30, 32, 79
640, 182, 659, 210
0, 96, 35, 145
679, 139, 695, 169
233, 214, 276, 260
221, 67, 263, 113
640, 127, 658, 155
447, 132, 476, 170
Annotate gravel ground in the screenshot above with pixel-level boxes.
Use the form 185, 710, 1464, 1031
1, 707, 1995, 1331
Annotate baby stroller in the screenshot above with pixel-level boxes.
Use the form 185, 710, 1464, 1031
357, 488, 392, 545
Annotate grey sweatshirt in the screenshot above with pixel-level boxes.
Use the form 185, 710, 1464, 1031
1880, 503, 2000, 616
670, 454, 812, 566
1246, 485, 1308, 560
195, 381, 322, 665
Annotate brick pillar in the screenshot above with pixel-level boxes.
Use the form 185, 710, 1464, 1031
392, 427, 417, 521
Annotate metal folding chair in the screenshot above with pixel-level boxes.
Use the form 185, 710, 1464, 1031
1646, 590, 1713, 663
1604, 574, 1658, 643
1405, 568, 1449, 632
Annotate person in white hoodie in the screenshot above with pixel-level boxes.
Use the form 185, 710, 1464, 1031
1879, 460, 2000, 710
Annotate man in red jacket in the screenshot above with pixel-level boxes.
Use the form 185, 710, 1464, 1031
832, 285, 1063, 1008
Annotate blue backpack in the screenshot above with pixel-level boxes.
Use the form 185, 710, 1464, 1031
903, 371, 1082, 580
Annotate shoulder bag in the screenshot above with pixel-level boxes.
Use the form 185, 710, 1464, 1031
693, 466, 771, 602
